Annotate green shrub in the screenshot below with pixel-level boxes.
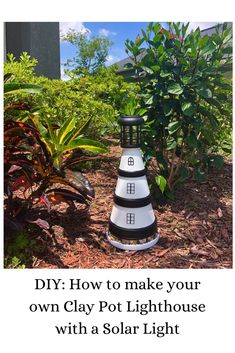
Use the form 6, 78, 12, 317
4, 63, 108, 267
4, 53, 134, 137
4, 120, 99, 235
4, 76, 107, 242
125, 22, 232, 197
4, 230, 42, 269
4, 52, 38, 82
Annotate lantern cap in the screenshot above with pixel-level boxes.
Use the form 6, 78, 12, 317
119, 115, 144, 126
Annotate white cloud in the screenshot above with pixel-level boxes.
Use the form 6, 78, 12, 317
106, 55, 120, 65
186, 22, 219, 33
98, 28, 117, 37
60, 22, 91, 38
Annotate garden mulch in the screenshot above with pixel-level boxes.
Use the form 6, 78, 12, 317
31, 143, 232, 269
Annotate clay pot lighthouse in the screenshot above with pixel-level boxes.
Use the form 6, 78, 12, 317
107, 115, 159, 250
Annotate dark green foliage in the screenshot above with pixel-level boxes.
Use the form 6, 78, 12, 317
125, 22, 232, 195
4, 230, 43, 269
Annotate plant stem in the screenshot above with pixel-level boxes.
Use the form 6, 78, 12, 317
168, 148, 176, 190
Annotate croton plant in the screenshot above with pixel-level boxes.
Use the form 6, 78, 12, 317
4, 77, 107, 233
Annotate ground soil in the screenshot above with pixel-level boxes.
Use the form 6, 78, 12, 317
30, 143, 232, 269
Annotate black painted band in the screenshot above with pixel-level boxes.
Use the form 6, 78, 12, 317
120, 143, 141, 148
118, 168, 146, 177
114, 194, 151, 208
119, 115, 144, 126
109, 219, 157, 240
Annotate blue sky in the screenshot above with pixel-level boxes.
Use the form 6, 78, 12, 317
60, 22, 153, 66
60, 22, 218, 79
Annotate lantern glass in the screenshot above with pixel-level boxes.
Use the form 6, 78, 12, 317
120, 115, 144, 148
120, 124, 142, 147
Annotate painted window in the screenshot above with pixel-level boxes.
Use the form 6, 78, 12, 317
127, 183, 135, 194
128, 157, 134, 166
126, 213, 135, 224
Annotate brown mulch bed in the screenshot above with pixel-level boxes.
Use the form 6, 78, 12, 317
30, 144, 232, 269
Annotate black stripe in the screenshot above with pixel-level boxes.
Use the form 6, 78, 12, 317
120, 143, 141, 148
118, 168, 146, 177
109, 220, 157, 240
114, 194, 151, 208
119, 115, 144, 126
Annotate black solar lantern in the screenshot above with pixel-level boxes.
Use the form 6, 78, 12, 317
107, 115, 160, 251
120, 115, 143, 148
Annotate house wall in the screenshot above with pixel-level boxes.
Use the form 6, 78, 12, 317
5, 22, 61, 79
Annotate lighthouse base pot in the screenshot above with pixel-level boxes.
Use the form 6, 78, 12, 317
106, 231, 160, 251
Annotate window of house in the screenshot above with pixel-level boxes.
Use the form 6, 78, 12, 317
126, 213, 135, 224
127, 157, 134, 166
127, 183, 135, 194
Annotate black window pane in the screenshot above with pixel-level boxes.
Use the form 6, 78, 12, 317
126, 213, 135, 224
127, 183, 135, 194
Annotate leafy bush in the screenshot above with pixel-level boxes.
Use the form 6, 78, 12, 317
4, 230, 43, 269
4, 53, 134, 137
4, 69, 43, 122
4, 120, 101, 233
4, 76, 107, 237
4, 65, 109, 267
5, 52, 38, 82
125, 22, 232, 196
